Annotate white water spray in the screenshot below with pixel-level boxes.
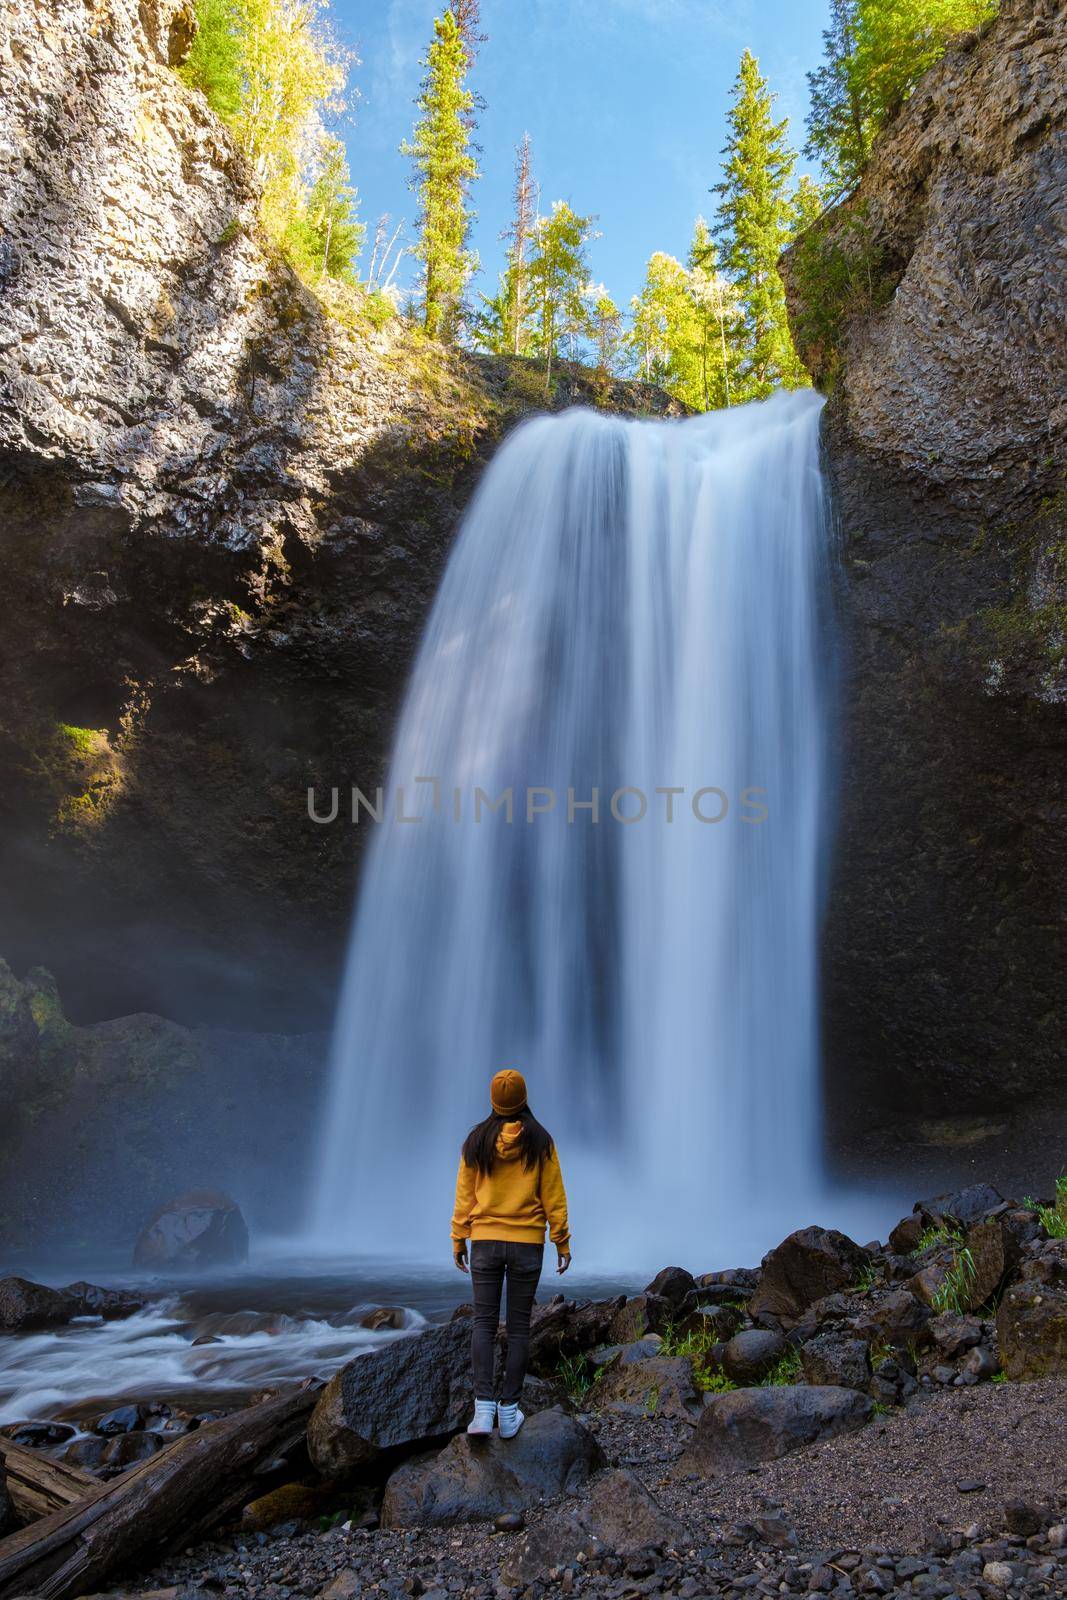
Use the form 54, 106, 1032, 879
313, 390, 833, 1268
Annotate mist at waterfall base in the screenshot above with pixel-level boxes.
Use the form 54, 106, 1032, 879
311, 389, 890, 1272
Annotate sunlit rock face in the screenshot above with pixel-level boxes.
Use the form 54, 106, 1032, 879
782, 0, 1066, 1132
0, 0, 683, 1030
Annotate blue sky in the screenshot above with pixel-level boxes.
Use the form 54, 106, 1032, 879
331, 0, 828, 315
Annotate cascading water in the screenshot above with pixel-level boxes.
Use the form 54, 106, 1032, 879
312, 389, 833, 1268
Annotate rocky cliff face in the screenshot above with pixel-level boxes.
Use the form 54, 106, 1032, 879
0, 0, 682, 1031
0, 959, 323, 1251
783, 0, 1066, 1127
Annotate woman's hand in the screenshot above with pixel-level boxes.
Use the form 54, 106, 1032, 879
454, 1244, 469, 1273
556, 1250, 571, 1275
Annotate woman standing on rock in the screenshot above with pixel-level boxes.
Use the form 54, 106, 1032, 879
452, 1069, 571, 1439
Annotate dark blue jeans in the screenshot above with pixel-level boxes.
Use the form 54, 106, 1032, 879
470, 1239, 544, 1404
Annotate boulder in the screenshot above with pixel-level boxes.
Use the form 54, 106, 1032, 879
917, 1185, 1005, 1232
800, 1332, 872, 1392
133, 1189, 249, 1269
500, 1468, 686, 1584
695, 1267, 759, 1297
0, 1278, 75, 1331
964, 1214, 1030, 1307
645, 1266, 696, 1309
100, 1432, 163, 1472
928, 1313, 983, 1360
592, 1354, 702, 1421
527, 1296, 627, 1372
380, 1408, 603, 1528
0, 1420, 76, 1447
241, 1481, 340, 1530
358, 1306, 407, 1331
308, 1318, 472, 1475
93, 1404, 147, 1436
908, 1249, 959, 1308
603, 1293, 672, 1345
590, 1335, 662, 1368
0, 1277, 142, 1331
748, 1228, 868, 1326
677, 1303, 744, 1342
720, 1329, 786, 1386
996, 1240, 1067, 1379
65, 1282, 145, 1320
854, 1290, 931, 1347
888, 1213, 925, 1255
678, 1385, 872, 1476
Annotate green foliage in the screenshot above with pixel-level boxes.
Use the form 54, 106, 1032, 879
179, 0, 361, 286
55, 723, 99, 755
713, 51, 809, 400
527, 200, 597, 389
806, 0, 999, 199
590, 291, 626, 378
991, 1370, 1008, 1384
180, 0, 244, 121
659, 1318, 712, 1361
931, 1246, 978, 1314
470, 277, 513, 355
804, 0, 874, 201
911, 1222, 964, 1256
850, 1260, 882, 1293
286, 135, 365, 282
215, 217, 244, 247
402, 10, 479, 342
630, 223, 740, 411
760, 1346, 803, 1387
788, 199, 896, 383
556, 1352, 600, 1401
695, 1368, 738, 1394
660, 1315, 738, 1393
1028, 1175, 1067, 1239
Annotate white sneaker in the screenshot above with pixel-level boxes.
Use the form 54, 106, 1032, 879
497, 1402, 524, 1439
467, 1399, 497, 1435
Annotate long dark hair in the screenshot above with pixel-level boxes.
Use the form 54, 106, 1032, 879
462, 1106, 555, 1176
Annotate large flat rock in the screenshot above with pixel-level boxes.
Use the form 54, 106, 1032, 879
678, 1384, 872, 1476
380, 1408, 603, 1528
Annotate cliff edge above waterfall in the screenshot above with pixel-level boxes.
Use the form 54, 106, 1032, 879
0, 0, 683, 1030
781, 0, 1066, 1132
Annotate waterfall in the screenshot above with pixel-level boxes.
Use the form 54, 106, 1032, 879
311, 389, 833, 1269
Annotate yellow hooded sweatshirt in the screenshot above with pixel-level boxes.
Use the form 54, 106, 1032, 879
451, 1122, 570, 1251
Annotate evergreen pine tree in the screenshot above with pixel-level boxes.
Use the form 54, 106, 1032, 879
590, 292, 625, 377
713, 51, 808, 399
527, 201, 596, 389
301, 135, 364, 282
805, 0, 872, 201
402, 10, 479, 343
687, 218, 740, 410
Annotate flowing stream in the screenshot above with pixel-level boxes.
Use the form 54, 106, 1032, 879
313, 390, 834, 1268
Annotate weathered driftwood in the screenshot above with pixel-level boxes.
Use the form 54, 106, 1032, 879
0, 1384, 319, 1600
0, 1439, 97, 1523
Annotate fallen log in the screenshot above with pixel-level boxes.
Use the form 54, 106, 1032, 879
0, 1440, 97, 1522
0, 1383, 319, 1600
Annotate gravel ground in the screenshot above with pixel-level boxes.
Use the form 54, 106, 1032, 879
598, 1377, 1067, 1552
102, 1376, 1067, 1600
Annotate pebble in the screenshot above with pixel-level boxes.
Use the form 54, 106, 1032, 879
981, 1560, 1014, 1587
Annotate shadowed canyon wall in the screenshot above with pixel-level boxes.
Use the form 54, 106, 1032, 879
0, 0, 682, 1036
782, 0, 1066, 1144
